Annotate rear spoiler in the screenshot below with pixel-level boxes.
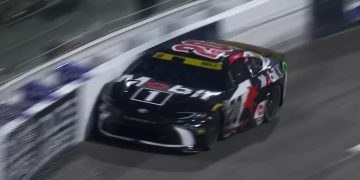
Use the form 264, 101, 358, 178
215, 40, 285, 60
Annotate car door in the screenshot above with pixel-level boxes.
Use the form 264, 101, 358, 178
224, 59, 254, 129
225, 55, 272, 128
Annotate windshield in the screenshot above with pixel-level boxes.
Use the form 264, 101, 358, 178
130, 57, 227, 91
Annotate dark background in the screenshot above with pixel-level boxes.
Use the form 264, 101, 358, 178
0, 0, 194, 83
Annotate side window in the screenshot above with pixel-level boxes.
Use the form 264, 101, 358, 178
247, 57, 263, 76
230, 60, 251, 84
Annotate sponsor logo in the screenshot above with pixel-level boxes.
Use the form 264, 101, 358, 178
118, 75, 222, 104
172, 40, 234, 59
257, 65, 283, 88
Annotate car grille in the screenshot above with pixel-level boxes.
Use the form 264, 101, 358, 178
103, 117, 181, 145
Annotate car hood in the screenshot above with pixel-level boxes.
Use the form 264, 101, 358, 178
110, 74, 224, 115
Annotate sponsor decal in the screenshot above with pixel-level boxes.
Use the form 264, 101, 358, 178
211, 103, 224, 112
228, 50, 269, 65
257, 65, 284, 88
228, 51, 245, 64
282, 61, 288, 74
225, 80, 252, 127
172, 40, 234, 59
118, 75, 222, 104
244, 84, 260, 115
131, 88, 173, 106
145, 81, 170, 91
254, 100, 266, 120
153, 52, 223, 70
282, 61, 288, 99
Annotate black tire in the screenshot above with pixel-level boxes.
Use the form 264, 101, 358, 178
200, 112, 221, 151
264, 85, 282, 122
85, 94, 103, 140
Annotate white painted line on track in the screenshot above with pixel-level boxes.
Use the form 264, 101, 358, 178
347, 144, 360, 154
306, 153, 357, 179
339, 96, 360, 109
0, 20, 68, 55
306, 144, 360, 179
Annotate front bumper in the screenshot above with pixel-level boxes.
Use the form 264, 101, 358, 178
97, 114, 198, 149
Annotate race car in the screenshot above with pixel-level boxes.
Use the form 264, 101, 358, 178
90, 39, 288, 152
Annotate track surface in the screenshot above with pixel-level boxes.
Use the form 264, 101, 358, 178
35, 27, 360, 180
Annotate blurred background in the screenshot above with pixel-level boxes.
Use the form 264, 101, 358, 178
0, 0, 359, 84
0, 0, 195, 83
1, 0, 359, 85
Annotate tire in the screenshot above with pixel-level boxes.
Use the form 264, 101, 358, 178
200, 112, 221, 151
264, 85, 282, 122
85, 95, 103, 140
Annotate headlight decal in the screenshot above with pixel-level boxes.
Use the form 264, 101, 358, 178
211, 103, 223, 112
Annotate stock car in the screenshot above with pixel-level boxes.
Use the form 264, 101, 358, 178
90, 40, 288, 153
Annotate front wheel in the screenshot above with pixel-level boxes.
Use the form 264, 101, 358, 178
199, 112, 221, 151
264, 85, 282, 122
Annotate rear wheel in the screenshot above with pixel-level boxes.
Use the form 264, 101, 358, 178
264, 85, 282, 122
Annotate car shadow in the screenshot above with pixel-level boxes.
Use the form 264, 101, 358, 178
82, 119, 279, 172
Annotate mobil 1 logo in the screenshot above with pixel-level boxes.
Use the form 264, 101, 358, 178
131, 88, 173, 106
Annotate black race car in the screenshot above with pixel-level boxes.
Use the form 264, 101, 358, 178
91, 40, 288, 152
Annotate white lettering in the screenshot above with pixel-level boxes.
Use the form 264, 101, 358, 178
145, 90, 160, 102
168, 85, 193, 95
117, 74, 134, 82
119, 75, 151, 87
200, 91, 222, 100
190, 90, 206, 98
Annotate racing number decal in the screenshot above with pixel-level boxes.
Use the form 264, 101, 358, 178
172, 40, 233, 59
225, 80, 259, 128
145, 90, 160, 102
131, 88, 173, 106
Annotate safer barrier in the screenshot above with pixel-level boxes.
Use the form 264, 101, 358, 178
0, 0, 313, 179
0, 78, 84, 179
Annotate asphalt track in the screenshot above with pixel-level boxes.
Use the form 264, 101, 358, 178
35, 26, 360, 180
